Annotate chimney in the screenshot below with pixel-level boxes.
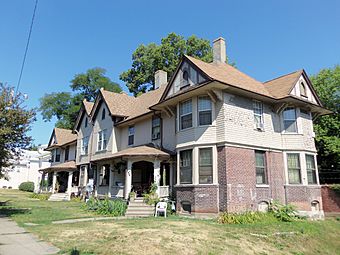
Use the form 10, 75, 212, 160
154, 70, 167, 89
213, 37, 226, 63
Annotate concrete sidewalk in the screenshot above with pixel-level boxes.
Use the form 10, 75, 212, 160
0, 216, 59, 255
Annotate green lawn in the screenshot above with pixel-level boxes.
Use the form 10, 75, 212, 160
1, 189, 340, 255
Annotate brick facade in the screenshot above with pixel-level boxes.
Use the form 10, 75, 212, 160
321, 186, 340, 212
174, 185, 219, 214
285, 185, 322, 211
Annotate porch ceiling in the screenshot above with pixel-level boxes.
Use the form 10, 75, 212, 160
40, 160, 77, 173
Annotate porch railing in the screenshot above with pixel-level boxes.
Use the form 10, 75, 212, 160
159, 185, 169, 198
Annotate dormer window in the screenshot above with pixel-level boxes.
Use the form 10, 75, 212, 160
300, 81, 307, 97
180, 69, 189, 89
102, 108, 106, 120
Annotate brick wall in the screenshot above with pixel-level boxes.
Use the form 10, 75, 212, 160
217, 146, 227, 211
174, 185, 219, 214
321, 186, 340, 212
285, 185, 322, 211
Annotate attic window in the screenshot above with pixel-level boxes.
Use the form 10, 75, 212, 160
102, 108, 106, 120
300, 81, 307, 97
85, 117, 88, 128
180, 69, 189, 89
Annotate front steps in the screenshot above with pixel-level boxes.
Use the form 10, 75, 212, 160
48, 193, 69, 201
125, 197, 155, 217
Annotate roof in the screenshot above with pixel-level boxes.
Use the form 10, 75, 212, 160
185, 55, 273, 98
41, 160, 76, 172
83, 100, 94, 116
100, 90, 136, 117
47, 128, 77, 150
264, 70, 303, 99
93, 144, 171, 161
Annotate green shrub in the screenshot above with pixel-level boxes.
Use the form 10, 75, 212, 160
218, 211, 276, 224
83, 197, 127, 216
29, 193, 50, 200
329, 184, 340, 194
143, 182, 159, 205
269, 200, 300, 222
19, 182, 35, 192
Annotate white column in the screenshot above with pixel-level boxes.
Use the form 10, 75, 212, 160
193, 147, 199, 185
84, 165, 88, 186
52, 171, 57, 194
108, 164, 113, 197
154, 159, 161, 196
67, 171, 73, 197
124, 160, 132, 199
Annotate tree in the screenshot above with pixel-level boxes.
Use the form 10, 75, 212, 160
310, 65, 340, 182
120, 33, 214, 96
40, 68, 122, 129
0, 83, 36, 178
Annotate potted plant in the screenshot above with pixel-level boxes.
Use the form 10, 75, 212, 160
129, 191, 136, 202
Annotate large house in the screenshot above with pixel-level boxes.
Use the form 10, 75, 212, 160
41, 37, 330, 218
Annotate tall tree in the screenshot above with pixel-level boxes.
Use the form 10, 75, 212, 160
120, 33, 213, 96
0, 83, 36, 178
40, 67, 122, 129
311, 65, 340, 182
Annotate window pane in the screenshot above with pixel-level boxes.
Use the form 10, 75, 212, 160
255, 151, 266, 184
306, 155, 317, 184
198, 97, 212, 111
284, 120, 297, 132
180, 100, 192, 115
199, 111, 212, 125
283, 108, 296, 120
181, 114, 192, 129
199, 148, 213, 184
287, 154, 301, 184
180, 150, 192, 184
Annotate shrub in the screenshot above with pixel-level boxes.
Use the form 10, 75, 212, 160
269, 200, 300, 222
218, 211, 276, 224
83, 197, 127, 216
329, 184, 340, 195
29, 193, 50, 200
18, 182, 34, 192
143, 182, 159, 205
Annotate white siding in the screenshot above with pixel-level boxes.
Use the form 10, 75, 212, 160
290, 76, 317, 104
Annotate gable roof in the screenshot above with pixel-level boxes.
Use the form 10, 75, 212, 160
83, 100, 94, 115
73, 99, 94, 132
100, 90, 136, 117
46, 128, 77, 150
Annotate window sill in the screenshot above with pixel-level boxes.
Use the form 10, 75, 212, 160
281, 132, 303, 136
175, 184, 218, 187
95, 149, 107, 154
256, 184, 269, 188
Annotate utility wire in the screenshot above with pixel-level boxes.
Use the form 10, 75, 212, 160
16, 0, 39, 94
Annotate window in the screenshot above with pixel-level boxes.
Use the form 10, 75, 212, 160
152, 116, 161, 140
283, 107, 297, 132
101, 108, 106, 120
287, 153, 301, 184
128, 126, 134, 146
55, 148, 60, 162
85, 117, 88, 128
253, 101, 264, 129
81, 136, 89, 155
181, 69, 189, 88
99, 164, 110, 186
306, 155, 317, 184
199, 148, 213, 184
300, 81, 307, 97
97, 130, 107, 151
198, 96, 212, 126
180, 100, 192, 130
65, 146, 69, 161
180, 150, 192, 184
255, 151, 267, 184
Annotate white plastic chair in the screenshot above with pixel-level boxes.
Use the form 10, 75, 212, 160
155, 201, 167, 217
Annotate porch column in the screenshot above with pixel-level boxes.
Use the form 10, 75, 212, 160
154, 159, 161, 196
39, 172, 45, 193
108, 164, 113, 197
83, 165, 88, 186
124, 160, 132, 199
67, 171, 73, 198
52, 171, 57, 194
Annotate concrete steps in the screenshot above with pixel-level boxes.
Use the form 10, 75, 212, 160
48, 193, 69, 201
125, 198, 155, 217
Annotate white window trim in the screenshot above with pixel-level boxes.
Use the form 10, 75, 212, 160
97, 130, 107, 152
128, 126, 135, 146
197, 96, 213, 127
81, 136, 89, 155
282, 107, 299, 134
253, 100, 264, 131
179, 99, 193, 130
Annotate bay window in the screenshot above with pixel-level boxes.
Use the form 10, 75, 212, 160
287, 153, 301, 184
180, 149, 192, 184
306, 154, 317, 184
199, 148, 213, 184
180, 100, 192, 130
198, 96, 212, 126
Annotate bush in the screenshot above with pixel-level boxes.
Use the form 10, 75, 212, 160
143, 182, 159, 205
83, 197, 127, 216
29, 193, 50, 200
218, 211, 276, 224
269, 200, 300, 222
329, 184, 340, 194
19, 182, 34, 192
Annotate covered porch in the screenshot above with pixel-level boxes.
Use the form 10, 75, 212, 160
40, 161, 79, 200
92, 145, 175, 200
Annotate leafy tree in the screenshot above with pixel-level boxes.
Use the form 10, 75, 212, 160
0, 83, 36, 178
310, 65, 340, 182
120, 33, 214, 96
40, 68, 121, 129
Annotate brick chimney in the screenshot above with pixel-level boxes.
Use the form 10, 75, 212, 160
154, 70, 167, 89
213, 37, 226, 63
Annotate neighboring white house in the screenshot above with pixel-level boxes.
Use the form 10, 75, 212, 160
0, 145, 51, 191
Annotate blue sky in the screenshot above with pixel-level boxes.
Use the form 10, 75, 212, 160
1, 0, 339, 145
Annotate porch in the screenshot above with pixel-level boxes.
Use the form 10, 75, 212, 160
92, 145, 175, 200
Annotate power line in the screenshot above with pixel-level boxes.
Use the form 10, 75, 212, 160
16, 0, 39, 94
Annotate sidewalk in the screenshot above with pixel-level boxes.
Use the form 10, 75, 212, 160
0, 216, 59, 255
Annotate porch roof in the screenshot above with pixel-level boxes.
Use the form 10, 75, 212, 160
94, 145, 172, 161
40, 160, 77, 173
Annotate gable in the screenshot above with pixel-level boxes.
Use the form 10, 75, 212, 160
164, 59, 208, 99
49, 132, 57, 147
290, 74, 319, 105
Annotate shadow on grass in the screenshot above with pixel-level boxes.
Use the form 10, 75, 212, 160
0, 200, 30, 217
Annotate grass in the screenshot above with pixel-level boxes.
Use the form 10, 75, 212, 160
1, 189, 340, 255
